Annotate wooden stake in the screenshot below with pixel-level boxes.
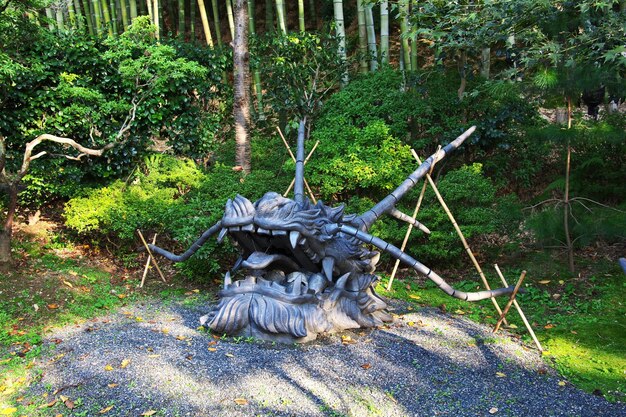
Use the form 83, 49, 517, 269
412, 150, 508, 324
140, 234, 158, 288
386, 148, 435, 291
493, 270, 526, 333
137, 229, 167, 283
494, 264, 543, 351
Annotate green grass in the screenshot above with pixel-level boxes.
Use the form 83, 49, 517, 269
377, 254, 626, 402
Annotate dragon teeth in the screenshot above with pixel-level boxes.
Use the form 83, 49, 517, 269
224, 271, 232, 289
217, 228, 228, 243
289, 231, 301, 248
322, 257, 335, 281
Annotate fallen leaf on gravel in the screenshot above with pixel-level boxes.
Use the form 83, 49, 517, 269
558, 380, 567, 386
341, 335, 356, 345
489, 407, 498, 414
107, 383, 118, 388
148, 354, 160, 358
63, 280, 74, 288
64, 399, 75, 409
176, 335, 186, 341
185, 355, 193, 360
454, 310, 465, 315
496, 372, 506, 378
234, 398, 248, 405
117, 294, 126, 299
99, 405, 114, 413
0, 408, 17, 415
507, 323, 518, 329
104, 364, 114, 371
141, 410, 157, 416
409, 294, 420, 300
225, 353, 235, 358
120, 359, 130, 368
47, 304, 59, 309
544, 324, 555, 329
192, 289, 200, 293
208, 348, 217, 352
55, 414, 63, 417
161, 328, 170, 334
538, 280, 550, 284
59, 395, 68, 402
39, 399, 57, 408
407, 321, 415, 326
135, 317, 144, 322
69, 270, 78, 276
122, 311, 132, 316
361, 363, 371, 370
208, 341, 217, 346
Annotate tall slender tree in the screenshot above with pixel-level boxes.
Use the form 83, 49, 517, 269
399, 0, 411, 71
247, 0, 263, 117
233, 0, 251, 172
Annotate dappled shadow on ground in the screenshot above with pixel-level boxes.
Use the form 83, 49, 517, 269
24, 300, 626, 417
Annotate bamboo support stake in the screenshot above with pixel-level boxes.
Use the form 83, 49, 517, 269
137, 229, 167, 283
386, 148, 436, 291
412, 149, 508, 324
494, 270, 526, 333
494, 264, 543, 351
140, 234, 158, 288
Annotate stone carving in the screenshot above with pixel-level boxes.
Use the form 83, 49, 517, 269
149, 123, 517, 342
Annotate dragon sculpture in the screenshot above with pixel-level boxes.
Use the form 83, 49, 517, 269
149, 122, 517, 342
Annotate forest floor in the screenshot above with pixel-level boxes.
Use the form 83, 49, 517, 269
0, 216, 624, 415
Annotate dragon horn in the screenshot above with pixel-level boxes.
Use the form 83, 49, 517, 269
355, 126, 476, 231
294, 118, 307, 205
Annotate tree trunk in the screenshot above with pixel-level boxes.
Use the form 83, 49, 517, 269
380, 0, 389, 65
333, 0, 348, 86
356, 0, 368, 73
0, 184, 17, 265
233, 0, 251, 173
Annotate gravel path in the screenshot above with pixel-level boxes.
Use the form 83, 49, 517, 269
27, 298, 626, 417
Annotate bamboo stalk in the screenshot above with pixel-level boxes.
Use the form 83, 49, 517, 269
100, 0, 113, 36
493, 271, 526, 333
297, 0, 304, 32
264, 0, 273, 32
380, 0, 389, 64
226, 0, 235, 40
178, 0, 185, 37
211, 0, 222, 45
109, 0, 118, 34
92, 0, 103, 34
198, 0, 214, 46
247, 0, 263, 117
45, 8, 55, 31
137, 230, 167, 283
275, 0, 285, 33
68, 0, 77, 29
129, 0, 137, 20
119, 0, 129, 29
494, 264, 543, 351
356, 0, 368, 73
152, 0, 159, 38
190, 0, 196, 40
364, 1, 377, 71
140, 234, 158, 288
82, 0, 95, 34
399, 0, 410, 71
146, 0, 152, 22
412, 150, 508, 324
55, 7, 65, 31
333, 0, 348, 86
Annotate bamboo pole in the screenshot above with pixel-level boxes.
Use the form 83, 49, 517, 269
399, 0, 411, 71
297, 0, 304, 32
364, 2, 377, 71
55, 7, 65, 31
100, 0, 113, 36
92, 0, 103, 34
45, 8, 55, 31
109, 0, 118, 34
178, 0, 185, 37
198, 0, 214, 46
68, 0, 77, 29
211, 0, 222, 45
275, 0, 286, 33
190, 0, 196, 40
412, 149, 508, 324
82, 0, 95, 34
356, 0, 368, 73
386, 148, 436, 291
264, 0, 273, 32
380, 1, 389, 64
333, 0, 348, 86
494, 264, 543, 351
129, 0, 137, 20
226, 0, 235, 40
146, 0, 153, 22
493, 270, 526, 333
119, 0, 129, 29
73, 0, 85, 30
137, 230, 167, 283
152, 0, 159, 39
140, 234, 158, 287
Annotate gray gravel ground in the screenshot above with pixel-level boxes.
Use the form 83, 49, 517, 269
27, 298, 626, 417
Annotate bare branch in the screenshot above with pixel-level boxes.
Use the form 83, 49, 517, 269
523, 198, 562, 211
570, 197, 625, 213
